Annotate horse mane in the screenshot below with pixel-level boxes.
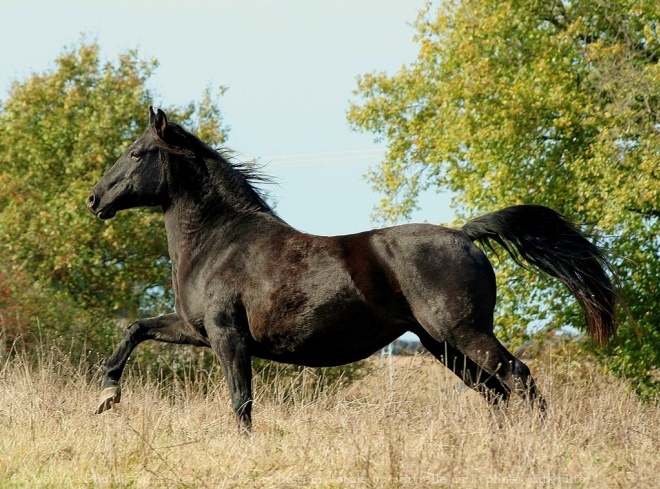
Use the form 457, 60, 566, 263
215, 150, 277, 215
150, 122, 276, 215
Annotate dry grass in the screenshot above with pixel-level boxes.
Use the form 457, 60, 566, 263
0, 347, 658, 488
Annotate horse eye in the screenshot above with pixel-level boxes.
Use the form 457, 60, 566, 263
130, 151, 141, 162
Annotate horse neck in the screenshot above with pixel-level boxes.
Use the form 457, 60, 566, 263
163, 155, 277, 254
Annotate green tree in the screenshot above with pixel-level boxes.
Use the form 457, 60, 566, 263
0, 41, 227, 356
349, 0, 660, 399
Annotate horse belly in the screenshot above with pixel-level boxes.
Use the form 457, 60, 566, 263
249, 296, 407, 367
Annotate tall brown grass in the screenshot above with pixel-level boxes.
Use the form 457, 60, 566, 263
0, 344, 658, 488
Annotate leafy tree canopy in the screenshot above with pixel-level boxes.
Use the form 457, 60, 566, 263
349, 0, 660, 399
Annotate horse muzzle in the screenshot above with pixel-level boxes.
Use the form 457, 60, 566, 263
87, 192, 116, 220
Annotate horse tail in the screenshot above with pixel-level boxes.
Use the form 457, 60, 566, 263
462, 205, 616, 345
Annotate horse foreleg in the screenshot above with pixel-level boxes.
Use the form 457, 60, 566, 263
96, 312, 210, 414
206, 322, 253, 433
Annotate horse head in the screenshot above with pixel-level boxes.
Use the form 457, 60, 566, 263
88, 106, 171, 219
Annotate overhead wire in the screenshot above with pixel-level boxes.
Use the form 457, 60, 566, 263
261, 147, 387, 168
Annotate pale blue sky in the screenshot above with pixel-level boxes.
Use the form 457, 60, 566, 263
0, 0, 454, 235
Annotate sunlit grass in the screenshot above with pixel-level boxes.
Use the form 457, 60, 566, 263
0, 346, 657, 488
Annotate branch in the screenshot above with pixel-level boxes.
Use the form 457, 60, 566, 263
627, 207, 660, 218
540, 1, 571, 30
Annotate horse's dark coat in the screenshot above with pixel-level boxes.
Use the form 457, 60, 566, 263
88, 107, 616, 431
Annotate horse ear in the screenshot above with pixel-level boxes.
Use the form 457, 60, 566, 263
153, 108, 169, 139
149, 105, 156, 125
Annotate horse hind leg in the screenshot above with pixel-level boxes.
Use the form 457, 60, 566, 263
464, 333, 546, 412
416, 328, 546, 412
415, 329, 508, 403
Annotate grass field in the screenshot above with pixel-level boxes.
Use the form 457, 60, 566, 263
1, 346, 658, 488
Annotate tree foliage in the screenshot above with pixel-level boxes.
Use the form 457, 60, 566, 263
349, 0, 660, 399
0, 41, 227, 356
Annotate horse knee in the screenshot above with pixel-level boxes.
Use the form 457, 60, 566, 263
119, 320, 143, 344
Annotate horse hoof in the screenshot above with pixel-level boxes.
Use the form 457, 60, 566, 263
95, 386, 121, 414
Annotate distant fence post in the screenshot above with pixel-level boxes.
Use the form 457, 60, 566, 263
380, 342, 395, 394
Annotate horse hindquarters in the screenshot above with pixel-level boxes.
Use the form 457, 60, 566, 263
384, 227, 544, 408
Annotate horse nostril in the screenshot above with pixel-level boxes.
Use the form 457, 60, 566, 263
87, 193, 97, 209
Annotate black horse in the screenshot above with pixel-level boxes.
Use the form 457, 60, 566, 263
88, 107, 616, 431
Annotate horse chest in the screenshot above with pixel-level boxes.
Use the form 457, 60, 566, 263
171, 257, 209, 322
